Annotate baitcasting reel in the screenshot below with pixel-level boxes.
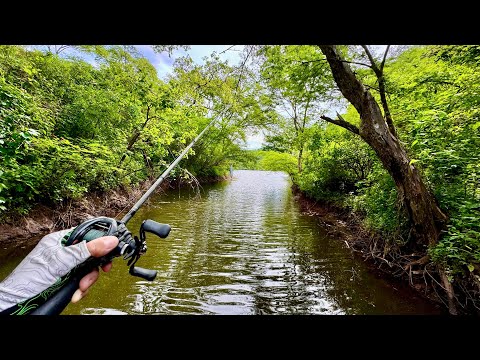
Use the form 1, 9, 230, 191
64, 217, 171, 281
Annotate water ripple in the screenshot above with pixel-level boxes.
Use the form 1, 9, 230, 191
61, 170, 441, 315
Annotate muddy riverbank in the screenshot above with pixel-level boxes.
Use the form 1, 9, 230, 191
292, 186, 448, 313
0, 175, 227, 247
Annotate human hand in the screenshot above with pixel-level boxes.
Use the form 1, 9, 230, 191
0, 229, 119, 313
71, 236, 119, 303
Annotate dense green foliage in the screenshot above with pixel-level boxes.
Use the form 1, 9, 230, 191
256, 45, 480, 276
234, 150, 297, 176
383, 46, 480, 273
0, 46, 253, 216
257, 46, 333, 172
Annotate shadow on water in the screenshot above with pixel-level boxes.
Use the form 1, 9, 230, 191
0, 170, 442, 314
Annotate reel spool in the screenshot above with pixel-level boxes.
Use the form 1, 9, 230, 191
64, 217, 171, 281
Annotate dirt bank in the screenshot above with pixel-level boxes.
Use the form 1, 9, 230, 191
0, 175, 229, 248
291, 186, 452, 314
0, 179, 166, 247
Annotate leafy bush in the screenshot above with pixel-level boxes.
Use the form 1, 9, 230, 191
257, 151, 297, 175
0, 45, 250, 219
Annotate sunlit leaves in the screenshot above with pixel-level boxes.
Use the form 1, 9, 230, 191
381, 47, 480, 272
257, 46, 334, 171
0, 45, 252, 216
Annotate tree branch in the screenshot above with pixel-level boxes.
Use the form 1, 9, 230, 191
234, 46, 254, 94
361, 45, 396, 136
342, 60, 373, 68
320, 113, 359, 135
56, 45, 69, 54
380, 45, 391, 71
292, 101, 299, 133
218, 45, 236, 55
379, 81, 396, 136
119, 105, 154, 165
364, 84, 381, 93
302, 97, 311, 130
298, 59, 324, 65
361, 45, 380, 74
417, 78, 461, 89
300, 58, 372, 69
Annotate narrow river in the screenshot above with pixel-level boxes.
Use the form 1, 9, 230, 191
0, 170, 442, 314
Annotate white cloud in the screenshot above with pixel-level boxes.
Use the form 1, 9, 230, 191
134, 45, 175, 79
134, 45, 244, 79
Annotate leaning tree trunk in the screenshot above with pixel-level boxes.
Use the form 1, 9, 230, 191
319, 45, 447, 249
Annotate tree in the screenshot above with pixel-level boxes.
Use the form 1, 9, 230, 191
258, 151, 297, 177
318, 45, 456, 313
259, 46, 333, 173
319, 45, 447, 246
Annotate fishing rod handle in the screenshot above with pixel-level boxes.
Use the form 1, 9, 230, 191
30, 259, 99, 315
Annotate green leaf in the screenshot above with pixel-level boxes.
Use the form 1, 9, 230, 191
409, 159, 419, 165
467, 264, 475, 272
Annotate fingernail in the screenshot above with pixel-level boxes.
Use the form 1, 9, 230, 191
104, 236, 119, 250
71, 289, 83, 303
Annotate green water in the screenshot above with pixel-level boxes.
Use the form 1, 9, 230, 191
0, 170, 442, 314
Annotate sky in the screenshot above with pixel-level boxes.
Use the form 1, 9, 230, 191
135, 45, 245, 80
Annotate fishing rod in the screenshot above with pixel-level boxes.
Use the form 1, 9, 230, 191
3, 117, 218, 315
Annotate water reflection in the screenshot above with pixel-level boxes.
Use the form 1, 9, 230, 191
1, 170, 441, 315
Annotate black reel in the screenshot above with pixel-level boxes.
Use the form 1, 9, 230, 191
64, 217, 171, 281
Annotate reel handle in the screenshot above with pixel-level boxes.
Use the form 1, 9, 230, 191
142, 220, 171, 238
130, 266, 157, 281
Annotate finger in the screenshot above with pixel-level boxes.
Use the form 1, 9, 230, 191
79, 268, 100, 292
101, 261, 113, 272
71, 288, 89, 303
86, 236, 119, 257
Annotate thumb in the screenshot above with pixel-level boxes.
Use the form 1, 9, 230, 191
86, 236, 119, 257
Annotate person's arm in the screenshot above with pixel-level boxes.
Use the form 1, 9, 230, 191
0, 229, 118, 312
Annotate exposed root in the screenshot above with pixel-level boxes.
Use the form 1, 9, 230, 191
293, 187, 480, 315
404, 255, 430, 270
439, 267, 458, 315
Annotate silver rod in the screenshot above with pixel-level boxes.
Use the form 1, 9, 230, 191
121, 118, 217, 224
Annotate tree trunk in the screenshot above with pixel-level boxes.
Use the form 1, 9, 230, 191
141, 148, 154, 178
319, 45, 447, 248
298, 147, 303, 173
119, 132, 141, 164
119, 106, 154, 165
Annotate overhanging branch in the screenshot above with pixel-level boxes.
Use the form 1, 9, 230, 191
361, 45, 380, 74
320, 113, 359, 135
